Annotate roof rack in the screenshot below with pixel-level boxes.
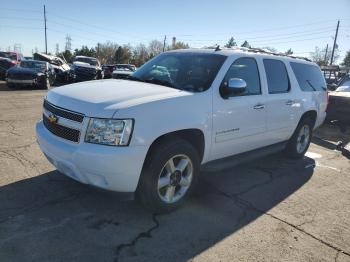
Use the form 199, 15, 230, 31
211, 46, 311, 62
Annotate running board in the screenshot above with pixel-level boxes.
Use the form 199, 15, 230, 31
201, 141, 287, 172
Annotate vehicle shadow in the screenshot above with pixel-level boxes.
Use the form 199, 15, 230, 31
0, 154, 315, 262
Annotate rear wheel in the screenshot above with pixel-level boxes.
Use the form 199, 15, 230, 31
285, 117, 313, 159
137, 139, 200, 213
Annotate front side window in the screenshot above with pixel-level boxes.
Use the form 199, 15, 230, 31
220, 57, 261, 97
264, 59, 290, 94
290, 62, 326, 92
132, 52, 226, 92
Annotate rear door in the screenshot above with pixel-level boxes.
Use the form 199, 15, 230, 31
263, 59, 297, 144
210, 56, 267, 160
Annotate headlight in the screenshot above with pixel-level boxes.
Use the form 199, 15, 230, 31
85, 118, 134, 146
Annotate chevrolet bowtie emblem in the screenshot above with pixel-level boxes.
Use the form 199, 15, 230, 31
48, 114, 58, 124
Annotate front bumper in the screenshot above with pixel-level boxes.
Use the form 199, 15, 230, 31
7, 78, 36, 84
36, 120, 148, 192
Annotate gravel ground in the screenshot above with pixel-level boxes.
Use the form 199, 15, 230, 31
0, 81, 349, 262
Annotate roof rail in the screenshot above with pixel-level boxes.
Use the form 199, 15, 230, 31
207, 46, 312, 62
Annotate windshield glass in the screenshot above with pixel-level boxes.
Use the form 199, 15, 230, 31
74, 57, 98, 66
0, 52, 17, 60
132, 52, 226, 92
20, 61, 46, 71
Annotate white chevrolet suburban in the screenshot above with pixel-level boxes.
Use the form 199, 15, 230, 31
36, 48, 327, 212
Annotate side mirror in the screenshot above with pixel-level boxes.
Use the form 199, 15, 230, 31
221, 78, 247, 98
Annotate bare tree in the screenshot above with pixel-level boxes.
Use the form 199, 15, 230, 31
148, 40, 163, 58
311, 46, 339, 66
131, 44, 149, 66
96, 41, 118, 64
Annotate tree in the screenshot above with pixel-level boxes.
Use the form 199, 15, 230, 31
114, 45, 132, 64
341, 50, 350, 67
148, 40, 163, 58
58, 50, 73, 63
96, 41, 118, 64
131, 44, 149, 66
310, 46, 339, 66
74, 46, 96, 57
241, 40, 251, 48
170, 41, 190, 50
225, 37, 237, 48
285, 48, 293, 55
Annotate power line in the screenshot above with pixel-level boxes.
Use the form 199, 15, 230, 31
1, 8, 41, 13
0, 16, 42, 21
47, 12, 143, 40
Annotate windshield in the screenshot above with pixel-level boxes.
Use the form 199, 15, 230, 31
74, 57, 98, 66
131, 52, 226, 92
20, 61, 46, 71
0, 52, 17, 60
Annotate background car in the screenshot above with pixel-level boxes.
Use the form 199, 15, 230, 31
0, 57, 16, 80
112, 64, 136, 79
102, 64, 115, 79
34, 53, 74, 84
326, 74, 350, 125
0, 51, 24, 65
6, 60, 55, 89
71, 56, 103, 81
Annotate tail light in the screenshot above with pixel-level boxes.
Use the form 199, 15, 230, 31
326, 91, 330, 111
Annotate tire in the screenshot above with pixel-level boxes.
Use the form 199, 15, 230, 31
285, 117, 314, 159
137, 138, 200, 213
41, 78, 50, 89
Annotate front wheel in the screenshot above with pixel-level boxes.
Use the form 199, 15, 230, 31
137, 139, 200, 213
285, 118, 313, 159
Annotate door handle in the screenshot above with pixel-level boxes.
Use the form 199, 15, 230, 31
253, 103, 265, 110
285, 100, 294, 106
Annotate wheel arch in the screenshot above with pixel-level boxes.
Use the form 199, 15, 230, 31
300, 110, 317, 128
144, 128, 206, 166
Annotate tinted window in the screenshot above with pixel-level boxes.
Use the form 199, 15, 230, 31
264, 59, 290, 94
221, 57, 261, 96
290, 62, 327, 92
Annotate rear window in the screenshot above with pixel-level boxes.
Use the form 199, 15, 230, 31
290, 62, 326, 92
263, 59, 290, 94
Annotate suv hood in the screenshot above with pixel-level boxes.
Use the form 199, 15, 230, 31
46, 79, 190, 118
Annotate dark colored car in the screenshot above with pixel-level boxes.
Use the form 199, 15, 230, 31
0, 51, 24, 65
71, 56, 103, 82
6, 60, 56, 89
102, 64, 115, 79
0, 58, 16, 80
33, 53, 74, 84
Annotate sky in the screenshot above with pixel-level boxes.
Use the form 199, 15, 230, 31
0, 0, 349, 62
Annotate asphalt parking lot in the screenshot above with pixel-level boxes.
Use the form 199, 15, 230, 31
0, 80, 350, 262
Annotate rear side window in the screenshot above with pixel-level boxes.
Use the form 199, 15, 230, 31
264, 59, 290, 94
290, 62, 326, 92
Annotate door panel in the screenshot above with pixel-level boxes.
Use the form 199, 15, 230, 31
262, 59, 295, 143
210, 57, 267, 161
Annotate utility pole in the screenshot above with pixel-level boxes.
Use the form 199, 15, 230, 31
162, 35, 167, 52
324, 43, 328, 65
330, 20, 339, 65
44, 5, 48, 54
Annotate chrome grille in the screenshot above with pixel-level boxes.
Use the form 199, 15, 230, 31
43, 114, 80, 142
43, 100, 84, 123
